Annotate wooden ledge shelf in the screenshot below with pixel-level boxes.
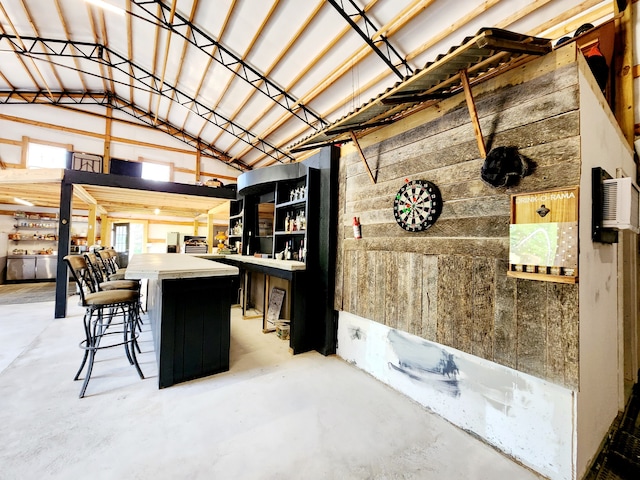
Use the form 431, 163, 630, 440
507, 270, 578, 284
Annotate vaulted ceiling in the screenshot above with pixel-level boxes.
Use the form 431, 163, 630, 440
0, 0, 617, 173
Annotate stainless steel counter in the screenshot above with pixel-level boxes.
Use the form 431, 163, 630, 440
6, 255, 57, 281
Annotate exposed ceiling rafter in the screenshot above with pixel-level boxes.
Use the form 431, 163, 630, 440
328, 0, 412, 79
129, 0, 327, 131
0, 89, 249, 170
0, 34, 293, 164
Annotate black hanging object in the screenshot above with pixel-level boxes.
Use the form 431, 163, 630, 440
480, 146, 530, 187
574, 23, 595, 37
555, 36, 572, 48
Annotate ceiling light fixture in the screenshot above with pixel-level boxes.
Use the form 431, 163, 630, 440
85, 0, 125, 16
13, 197, 34, 207
154, 208, 160, 215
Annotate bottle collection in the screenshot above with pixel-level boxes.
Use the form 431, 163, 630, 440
288, 186, 306, 202
280, 239, 306, 262
230, 219, 243, 236
283, 210, 306, 233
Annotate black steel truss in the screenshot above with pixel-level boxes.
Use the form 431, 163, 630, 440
0, 89, 252, 171
131, 0, 327, 130
0, 34, 294, 165
328, 0, 413, 79
0, 90, 111, 106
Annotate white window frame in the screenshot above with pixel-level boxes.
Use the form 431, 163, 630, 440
139, 157, 174, 182
23, 137, 72, 169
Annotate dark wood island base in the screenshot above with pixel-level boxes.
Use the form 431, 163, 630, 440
147, 276, 237, 388
126, 254, 239, 389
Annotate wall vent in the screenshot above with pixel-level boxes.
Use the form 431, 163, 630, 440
602, 177, 640, 233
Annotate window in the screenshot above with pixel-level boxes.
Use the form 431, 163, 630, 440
27, 143, 68, 169
141, 162, 170, 181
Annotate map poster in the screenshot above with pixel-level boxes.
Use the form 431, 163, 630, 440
509, 187, 579, 281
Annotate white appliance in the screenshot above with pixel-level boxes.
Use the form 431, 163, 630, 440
167, 232, 181, 253
602, 177, 640, 233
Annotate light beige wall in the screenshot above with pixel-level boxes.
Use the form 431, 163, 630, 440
576, 55, 637, 479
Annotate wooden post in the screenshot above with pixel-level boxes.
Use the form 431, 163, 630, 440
141, 219, 149, 253
460, 69, 487, 158
349, 131, 376, 184
103, 105, 112, 173
87, 204, 97, 246
195, 147, 201, 183
614, 1, 635, 148
101, 217, 111, 247
207, 212, 215, 253
20, 136, 28, 167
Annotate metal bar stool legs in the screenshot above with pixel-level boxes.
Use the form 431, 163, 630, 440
65, 255, 145, 398
74, 302, 144, 398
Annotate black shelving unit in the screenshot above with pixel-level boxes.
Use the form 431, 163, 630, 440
234, 146, 338, 355
227, 198, 244, 251
273, 175, 309, 261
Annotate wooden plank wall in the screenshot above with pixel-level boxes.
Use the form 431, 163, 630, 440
335, 52, 581, 389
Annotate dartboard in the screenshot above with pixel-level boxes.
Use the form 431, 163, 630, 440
393, 180, 442, 232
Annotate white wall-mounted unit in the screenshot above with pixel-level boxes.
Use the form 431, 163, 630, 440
602, 177, 640, 233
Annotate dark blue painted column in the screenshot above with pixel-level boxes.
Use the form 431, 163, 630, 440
54, 178, 73, 318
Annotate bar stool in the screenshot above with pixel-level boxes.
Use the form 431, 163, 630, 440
84, 252, 144, 331
97, 249, 127, 280
84, 252, 139, 292
64, 255, 144, 398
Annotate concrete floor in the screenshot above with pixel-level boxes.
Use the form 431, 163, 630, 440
0, 298, 545, 480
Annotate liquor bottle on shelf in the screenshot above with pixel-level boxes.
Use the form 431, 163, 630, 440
284, 212, 290, 233
299, 210, 306, 230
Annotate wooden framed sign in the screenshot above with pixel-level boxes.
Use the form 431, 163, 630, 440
508, 186, 579, 283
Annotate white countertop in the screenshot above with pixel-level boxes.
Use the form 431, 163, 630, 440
189, 253, 226, 260
125, 253, 239, 280
221, 254, 306, 271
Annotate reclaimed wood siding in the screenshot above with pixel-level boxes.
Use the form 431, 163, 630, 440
335, 61, 580, 389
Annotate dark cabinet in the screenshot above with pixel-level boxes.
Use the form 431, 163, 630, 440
227, 199, 244, 253
235, 146, 338, 355
238, 168, 319, 263
273, 173, 312, 262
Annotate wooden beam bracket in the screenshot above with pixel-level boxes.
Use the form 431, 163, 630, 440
460, 69, 487, 158
349, 130, 376, 185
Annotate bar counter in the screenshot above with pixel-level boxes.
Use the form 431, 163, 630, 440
196, 254, 312, 354
126, 254, 239, 388
126, 252, 238, 279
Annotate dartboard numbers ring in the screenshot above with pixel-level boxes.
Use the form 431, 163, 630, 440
393, 180, 442, 232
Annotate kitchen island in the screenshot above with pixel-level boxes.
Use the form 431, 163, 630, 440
125, 253, 239, 388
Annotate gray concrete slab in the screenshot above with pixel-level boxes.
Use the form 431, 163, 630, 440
0, 299, 544, 480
